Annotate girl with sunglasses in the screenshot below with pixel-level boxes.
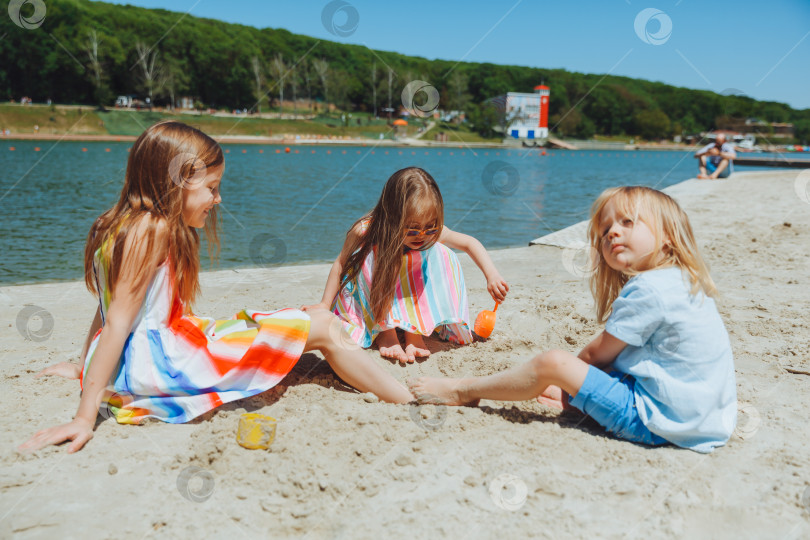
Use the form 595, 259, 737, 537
303, 167, 508, 364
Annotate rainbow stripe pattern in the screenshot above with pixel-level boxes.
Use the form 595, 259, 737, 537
83, 249, 310, 424
333, 242, 473, 348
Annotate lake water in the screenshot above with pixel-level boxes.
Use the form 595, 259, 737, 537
0, 140, 788, 284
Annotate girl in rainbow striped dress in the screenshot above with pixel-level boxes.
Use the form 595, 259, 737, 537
302, 167, 509, 364
19, 121, 412, 454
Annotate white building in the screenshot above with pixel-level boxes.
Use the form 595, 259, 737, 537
501, 85, 550, 140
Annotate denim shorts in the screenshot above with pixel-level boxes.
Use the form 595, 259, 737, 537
569, 367, 669, 447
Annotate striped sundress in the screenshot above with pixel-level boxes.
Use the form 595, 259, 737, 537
82, 246, 310, 424
332, 239, 473, 348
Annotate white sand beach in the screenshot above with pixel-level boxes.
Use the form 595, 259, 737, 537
1, 170, 809, 539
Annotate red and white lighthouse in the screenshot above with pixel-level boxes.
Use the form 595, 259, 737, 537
500, 85, 550, 141
535, 84, 550, 133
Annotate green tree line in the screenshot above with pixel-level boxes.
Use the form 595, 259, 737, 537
2, 0, 808, 142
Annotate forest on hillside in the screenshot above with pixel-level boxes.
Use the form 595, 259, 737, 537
3, 0, 808, 142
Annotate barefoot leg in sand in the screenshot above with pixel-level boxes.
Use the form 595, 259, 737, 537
409, 349, 590, 406
305, 310, 413, 403
375, 328, 408, 364
403, 332, 431, 363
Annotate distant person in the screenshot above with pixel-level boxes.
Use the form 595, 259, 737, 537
409, 186, 737, 453
696, 134, 736, 179
302, 167, 509, 364
18, 121, 413, 454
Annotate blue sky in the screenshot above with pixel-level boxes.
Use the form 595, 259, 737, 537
100, 0, 810, 110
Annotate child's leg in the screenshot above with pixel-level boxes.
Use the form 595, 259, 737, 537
403, 332, 430, 363
408, 349, 589, 406
375, 328, 409, 364
305, 310, 413, 403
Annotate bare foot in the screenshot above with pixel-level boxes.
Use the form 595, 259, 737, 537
697, 173, 709, 180
35, 362, 81, 379
376, 329, 408, 364
403, 332, 431, 363
536, 384, 576, 411
407, 376, 479, 406
536, 384, 564, 409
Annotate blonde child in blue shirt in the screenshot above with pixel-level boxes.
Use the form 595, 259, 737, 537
409, 186, 737, 452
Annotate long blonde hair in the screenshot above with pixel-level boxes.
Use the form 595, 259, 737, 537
340, 167, 444, 322
588, 186, 716, 322
84, 121, 223, 308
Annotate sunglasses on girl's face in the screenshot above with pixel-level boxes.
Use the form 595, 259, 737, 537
405, 227, 440, 237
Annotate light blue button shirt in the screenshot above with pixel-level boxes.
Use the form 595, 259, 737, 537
606, 267, 737, 453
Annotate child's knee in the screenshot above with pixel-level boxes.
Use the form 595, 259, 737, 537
531, 349, 569, 379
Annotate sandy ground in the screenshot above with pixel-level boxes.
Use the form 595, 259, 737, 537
1, 170, 809, 539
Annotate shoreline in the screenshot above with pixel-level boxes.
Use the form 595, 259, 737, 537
0, 132, 766, 152
3, 133, 801, 154
1, 170, 808, 537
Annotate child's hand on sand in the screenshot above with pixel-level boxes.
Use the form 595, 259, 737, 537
18, 417, 94, 454
301, 302, 329, 312
487, 274, 509, 303
35, 362, 81, 379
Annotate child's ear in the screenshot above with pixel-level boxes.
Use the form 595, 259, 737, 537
662, 235, 673, 253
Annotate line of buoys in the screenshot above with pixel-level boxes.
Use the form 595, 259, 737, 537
3, 145, 565, 157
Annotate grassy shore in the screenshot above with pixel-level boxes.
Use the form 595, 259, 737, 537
0, 103, 499, 144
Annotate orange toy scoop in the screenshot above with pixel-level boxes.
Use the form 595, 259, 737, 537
474, 302, 499, 339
